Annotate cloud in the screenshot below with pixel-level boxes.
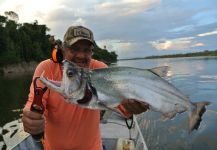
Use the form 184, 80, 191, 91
0, 0, 64, 25
97, 39, 148, 58
191, 43, 204, 47
97, 39, 138, 52
150, 37, 196, 50
94, 0, 160, 16
169, 25, 194, 33
197, 29, 217, 37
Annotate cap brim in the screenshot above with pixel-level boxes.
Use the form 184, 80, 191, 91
67, 37, 94, 46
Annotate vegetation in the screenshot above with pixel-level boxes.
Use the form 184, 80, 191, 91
0, 11, 51, 66
145, 50, 217, 59
92, 42, 117, 64
0, 11, 117, 67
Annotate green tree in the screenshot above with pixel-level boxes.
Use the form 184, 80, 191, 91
92, 42, 117, 64
0, 11, 118, 67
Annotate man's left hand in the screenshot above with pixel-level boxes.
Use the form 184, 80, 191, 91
116, 99, 149, 118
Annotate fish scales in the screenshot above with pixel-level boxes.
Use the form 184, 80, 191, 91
91, 67, 190, 111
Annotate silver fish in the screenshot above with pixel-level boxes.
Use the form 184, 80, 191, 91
40, 60, 210, 133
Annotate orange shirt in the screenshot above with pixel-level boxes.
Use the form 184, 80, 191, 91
25, 59, 107, 150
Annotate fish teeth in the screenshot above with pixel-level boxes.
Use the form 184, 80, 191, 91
40, 70, 45, 78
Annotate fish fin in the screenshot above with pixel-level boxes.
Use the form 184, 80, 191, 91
87, 102, 106, 110
175, 104, 187, 113
149, 66, 169, 77
97, 101, 125, 118
160, 111, 177, 121
188, 101, 210, 133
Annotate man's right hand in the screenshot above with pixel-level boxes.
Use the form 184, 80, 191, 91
22, 107, 45, 135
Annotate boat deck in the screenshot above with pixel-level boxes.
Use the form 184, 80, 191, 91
1, 115, 148, 150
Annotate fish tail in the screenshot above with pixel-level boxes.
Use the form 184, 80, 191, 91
188, 101, 210, 133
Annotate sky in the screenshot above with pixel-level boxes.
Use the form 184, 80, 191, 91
0, 0, 217, 59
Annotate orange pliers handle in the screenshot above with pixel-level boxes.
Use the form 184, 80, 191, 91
30, 77, 47, 114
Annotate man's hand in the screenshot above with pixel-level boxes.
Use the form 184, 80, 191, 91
121, 99, 149, 114
22, 107, 45, 135
116, 99, 149, 118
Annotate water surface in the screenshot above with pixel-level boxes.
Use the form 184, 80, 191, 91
117, 57, 217, 150
0, 57, 217, 149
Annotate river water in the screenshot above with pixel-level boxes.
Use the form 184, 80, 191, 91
117, 57, 217, 150
0, 56, 217, 149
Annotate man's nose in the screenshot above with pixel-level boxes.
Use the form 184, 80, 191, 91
75, 51, 87, 58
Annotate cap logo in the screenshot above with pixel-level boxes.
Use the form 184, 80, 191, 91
73, 28, 92, 39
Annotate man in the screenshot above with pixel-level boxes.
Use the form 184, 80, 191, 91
22, 25, 149, 150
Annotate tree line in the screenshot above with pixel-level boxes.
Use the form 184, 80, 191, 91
145, 50, 217, 59
0, 11, 117, 67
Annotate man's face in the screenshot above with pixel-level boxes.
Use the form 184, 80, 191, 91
63, 40, 93, 68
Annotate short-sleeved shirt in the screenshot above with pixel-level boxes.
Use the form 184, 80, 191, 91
25, 59, 107, 150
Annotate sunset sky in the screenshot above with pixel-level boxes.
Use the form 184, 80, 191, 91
0, 0, 217, 59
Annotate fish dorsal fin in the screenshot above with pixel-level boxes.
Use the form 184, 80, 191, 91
149, 66, 169, 77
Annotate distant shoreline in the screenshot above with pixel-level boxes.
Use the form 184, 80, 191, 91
118, 55, 217, 61
0, 61, 37, 76
118, 50, 217, 61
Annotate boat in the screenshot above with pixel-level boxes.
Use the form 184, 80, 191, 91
0, 114, 148, 150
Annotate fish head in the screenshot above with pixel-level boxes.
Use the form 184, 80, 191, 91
62, 59, 85, 96
62, 60, 98, 105
40, 59, 91, 103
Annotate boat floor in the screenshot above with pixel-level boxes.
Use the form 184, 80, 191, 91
1, 118, 138, 150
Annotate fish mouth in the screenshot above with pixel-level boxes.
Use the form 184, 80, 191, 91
46, 78, 61, 87
39, 71, 64, 95
77, 83, 93, 104
40, 70, 87, 101
40, 71, 61, 87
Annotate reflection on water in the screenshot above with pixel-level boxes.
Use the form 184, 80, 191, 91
0, 57, 217, 149
118, 57, 217, 150
0, 74, 32, 127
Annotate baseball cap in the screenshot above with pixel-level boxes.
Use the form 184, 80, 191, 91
64, 26, 94, 46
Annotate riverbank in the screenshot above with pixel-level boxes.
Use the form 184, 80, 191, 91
118, 50, 217, 61
145, 50, 217, 59
0, 61, 37, 77
0, 59, 115, 77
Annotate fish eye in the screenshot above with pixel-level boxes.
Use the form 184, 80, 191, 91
67, 69, 76, 77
